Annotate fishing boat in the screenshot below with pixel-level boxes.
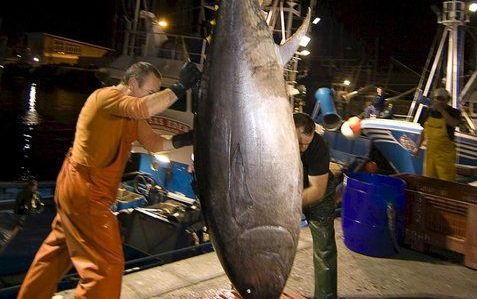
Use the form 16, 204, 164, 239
359, 0, 477, 176
0, 161, 210, 296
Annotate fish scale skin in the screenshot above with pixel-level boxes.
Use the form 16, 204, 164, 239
194, 1, 303, 298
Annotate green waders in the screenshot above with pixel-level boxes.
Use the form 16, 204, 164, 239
304, 174, 338, 299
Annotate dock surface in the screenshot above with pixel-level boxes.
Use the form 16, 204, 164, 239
56, 219, 477, 298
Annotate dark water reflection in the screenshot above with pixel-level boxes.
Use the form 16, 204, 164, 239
0, 78, 97, 181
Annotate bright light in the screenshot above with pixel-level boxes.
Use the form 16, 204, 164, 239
33, 57, 40, 62
299, 35, 311, 47
16, 54, 22, 58
470, 3, 477, 12
298, 49, 311, 56
312, 17, 321, 24
287, 84, 300, 96
23, 83, 40, 126
343, 80, 351, 86
153, 154, 170, 164
29, 83, 37, 111
158, 19, 168, 28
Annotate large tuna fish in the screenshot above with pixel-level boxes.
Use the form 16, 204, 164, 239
194, 1, 310, 298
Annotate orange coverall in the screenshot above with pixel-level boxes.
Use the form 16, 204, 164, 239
18, 87, 166, 299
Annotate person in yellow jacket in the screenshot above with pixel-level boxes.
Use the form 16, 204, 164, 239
17, 61, 200, 299
414, 88, 461, 181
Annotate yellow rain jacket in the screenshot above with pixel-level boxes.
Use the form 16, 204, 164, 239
423, 113, 457, 181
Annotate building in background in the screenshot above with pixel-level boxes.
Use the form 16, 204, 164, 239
26, 33, 113, 67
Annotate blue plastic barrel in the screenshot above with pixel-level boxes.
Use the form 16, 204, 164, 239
313, 88, 342, 130
341, 172, 406, 257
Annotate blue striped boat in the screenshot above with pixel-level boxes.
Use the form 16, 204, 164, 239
360, 119, 477, 175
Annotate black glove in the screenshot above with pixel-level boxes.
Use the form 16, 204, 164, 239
172, 130, 194, 149
169, 62, 201, 98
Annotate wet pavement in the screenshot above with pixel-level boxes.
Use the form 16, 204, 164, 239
56, 218, 477, 298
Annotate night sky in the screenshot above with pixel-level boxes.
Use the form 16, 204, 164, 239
0, 0, 117, 47
0, 0, 456, 70
320, 0, 444, 70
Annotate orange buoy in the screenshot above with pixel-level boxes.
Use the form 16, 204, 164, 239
341, 121, 357, 139
348, 116, 361, 134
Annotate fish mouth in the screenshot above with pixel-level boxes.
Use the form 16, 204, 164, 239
225, 225, 297, 298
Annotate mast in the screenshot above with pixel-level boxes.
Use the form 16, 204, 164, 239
441, 1, 468, 109
408, 0, 468, 119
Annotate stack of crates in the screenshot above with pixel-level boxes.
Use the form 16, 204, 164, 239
396, 174, 477, 269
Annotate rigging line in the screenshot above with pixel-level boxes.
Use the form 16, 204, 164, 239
390, 57, 421, 77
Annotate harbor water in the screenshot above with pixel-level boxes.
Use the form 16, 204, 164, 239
0, 76, 101, 181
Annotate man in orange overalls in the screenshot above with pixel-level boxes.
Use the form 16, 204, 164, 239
415, 88, 461, 181
17, 61, 200, 299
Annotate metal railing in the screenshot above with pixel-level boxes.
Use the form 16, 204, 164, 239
120, 30, 207, 66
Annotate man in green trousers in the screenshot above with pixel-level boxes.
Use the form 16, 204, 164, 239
294, 113, 337, 299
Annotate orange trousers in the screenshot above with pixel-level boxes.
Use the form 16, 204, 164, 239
17, 155, 124, 299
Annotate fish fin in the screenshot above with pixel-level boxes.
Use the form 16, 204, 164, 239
229, 144, 254, 223
277, 8, 311, 65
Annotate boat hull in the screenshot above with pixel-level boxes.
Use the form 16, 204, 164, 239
360, 119, 477, 174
